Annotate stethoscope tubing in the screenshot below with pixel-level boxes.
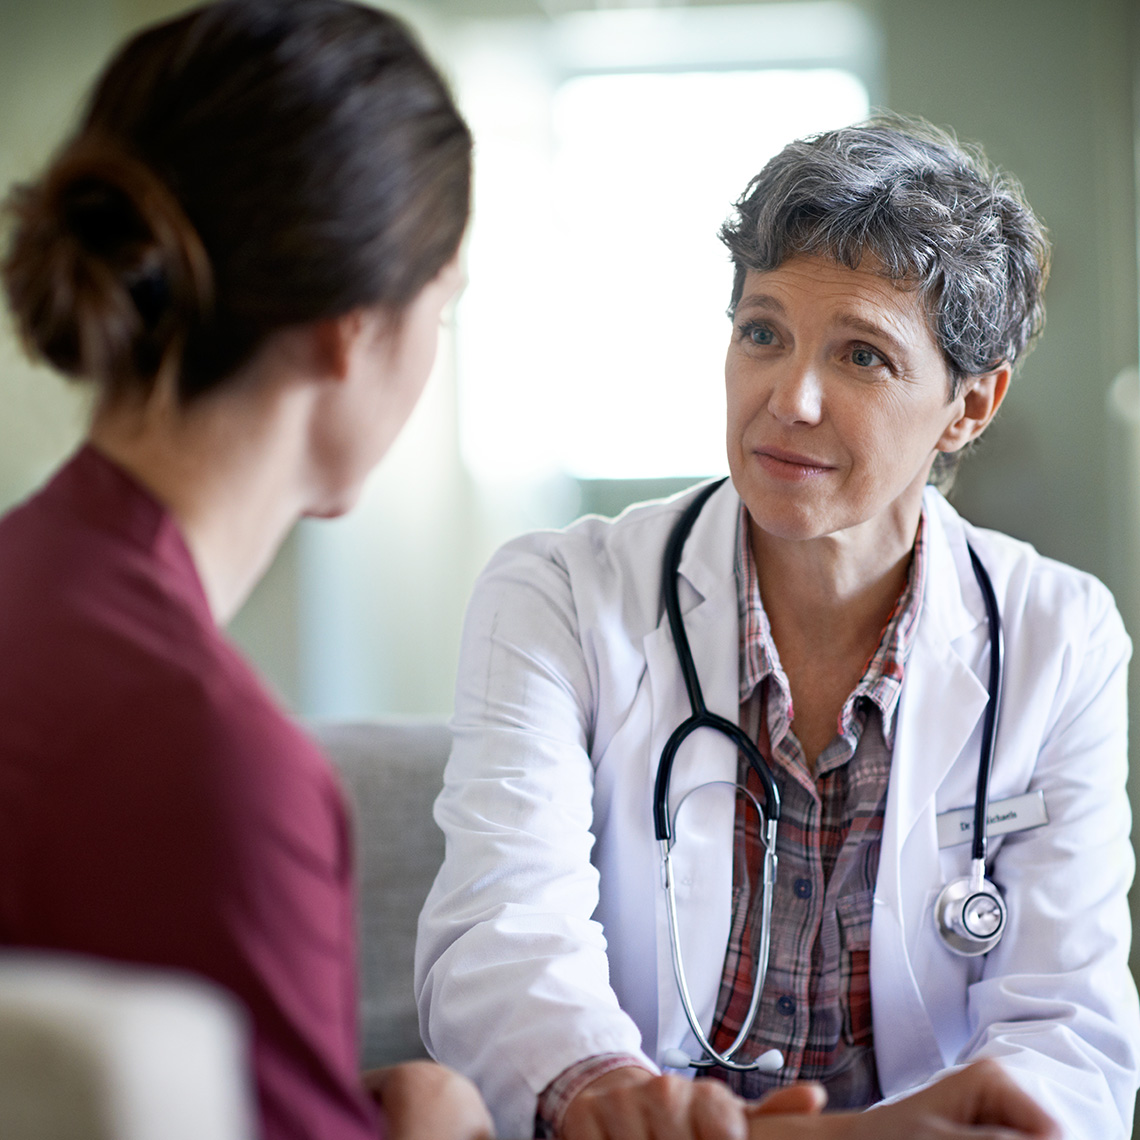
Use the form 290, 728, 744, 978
967, 543, 1003, 865
660, 790, 777, 1070
655, 479, 1005, 1069
655, 477, 778, 1071
654, 478, 780, 845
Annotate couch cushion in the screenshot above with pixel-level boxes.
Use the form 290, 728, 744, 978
312, 719, 450, 1067
0, 953, 255, 1140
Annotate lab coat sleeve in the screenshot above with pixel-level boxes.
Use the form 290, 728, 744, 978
414, 537, 656, 1140
952, 579, 1138, 1138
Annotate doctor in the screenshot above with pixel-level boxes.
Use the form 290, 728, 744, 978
416, 118, 1140, 1140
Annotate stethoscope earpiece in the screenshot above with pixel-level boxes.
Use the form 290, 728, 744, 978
662, 1046, 784, 1073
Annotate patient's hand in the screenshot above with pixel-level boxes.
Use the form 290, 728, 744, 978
561, 1067, 824, 1140
362, 1059, 495, 1140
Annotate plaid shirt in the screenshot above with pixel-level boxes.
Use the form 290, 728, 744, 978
701, 505, 927, 1108
537, 504, 927, 1135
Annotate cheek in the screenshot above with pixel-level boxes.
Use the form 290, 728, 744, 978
404, 322, 442, 397
724, 361, 763, 431
844, 396, 954, 485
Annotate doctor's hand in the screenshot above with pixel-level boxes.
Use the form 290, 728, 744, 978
846, 1060, 1060, 1140
560, 1066, 825, 1140
750, 1060, 1059, 1140
560, 1060, 1057, 1140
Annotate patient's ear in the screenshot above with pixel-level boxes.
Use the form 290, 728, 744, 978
308, 311, 372, 383
937, 364, 1011, 454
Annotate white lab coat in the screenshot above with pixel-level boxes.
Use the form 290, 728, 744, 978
415, 480, 1140, 1140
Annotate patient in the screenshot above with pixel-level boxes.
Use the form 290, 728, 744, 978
0, 2, 487, 1137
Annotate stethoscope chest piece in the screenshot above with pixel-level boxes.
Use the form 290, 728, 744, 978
934, 870, 1007, 957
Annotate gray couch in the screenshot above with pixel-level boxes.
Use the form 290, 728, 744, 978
0, 717, 452, 1139
315, 718, 451, 1067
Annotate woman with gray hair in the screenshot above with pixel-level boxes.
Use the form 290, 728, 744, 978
416, 117, 1138, 1140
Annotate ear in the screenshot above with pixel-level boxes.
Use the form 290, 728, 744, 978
936, 363, 1011, 454
309, 310, 370, 384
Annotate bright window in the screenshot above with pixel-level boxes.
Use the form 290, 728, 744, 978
453, 4, 875, 483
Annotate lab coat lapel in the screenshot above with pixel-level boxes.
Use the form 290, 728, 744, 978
873, 490, 990, 1092
643, 480, 741, 1066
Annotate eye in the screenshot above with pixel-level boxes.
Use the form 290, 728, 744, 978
851, 344, 887, 369
740, 321, 777, 347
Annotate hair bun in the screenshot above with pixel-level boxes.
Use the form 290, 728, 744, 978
3, 141, 212, 392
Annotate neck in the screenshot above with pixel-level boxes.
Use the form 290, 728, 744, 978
88, 369, 313, 625
751, 492, 924, 661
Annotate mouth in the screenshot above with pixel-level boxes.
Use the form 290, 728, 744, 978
754, 445, 835, 479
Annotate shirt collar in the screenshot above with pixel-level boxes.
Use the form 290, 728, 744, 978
735, 504, 928, 749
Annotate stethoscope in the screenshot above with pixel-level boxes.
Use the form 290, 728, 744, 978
654, 479, 1007, 1075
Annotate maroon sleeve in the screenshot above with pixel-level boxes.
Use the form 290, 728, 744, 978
10, 666, 380, 1140
0, 452, 383, 1139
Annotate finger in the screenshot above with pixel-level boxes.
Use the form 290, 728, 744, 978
942, 1131, 1057, 1140
936, 1061, 1060, 1139
562, 1099, 648, 1140
973, 1067, 1061, 1138
559, 1111, 608, 1140
688, 1081, 749, 1140
853, 1109, 1016, 1140
572, 1076, 686, 1140
743, 1083, 827, 1116
640, 1077, 717, 1140
564, 1097, 652, 1140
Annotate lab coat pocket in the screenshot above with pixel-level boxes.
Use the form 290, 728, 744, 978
838, 889, 874, 1046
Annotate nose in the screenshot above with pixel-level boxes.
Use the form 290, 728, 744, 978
766, 357, 823, 426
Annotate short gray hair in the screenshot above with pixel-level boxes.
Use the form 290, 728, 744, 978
720, 116, 1049, 482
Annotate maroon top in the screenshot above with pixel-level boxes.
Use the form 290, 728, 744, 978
0, 446, 380, 1140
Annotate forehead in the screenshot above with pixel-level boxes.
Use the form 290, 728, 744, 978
738, 255, 940, 351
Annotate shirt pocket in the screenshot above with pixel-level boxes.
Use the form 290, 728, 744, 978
837, 888, 874, 1046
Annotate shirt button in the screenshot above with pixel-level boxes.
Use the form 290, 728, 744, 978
777, 995, 797, 1017
794, 878, 813, 899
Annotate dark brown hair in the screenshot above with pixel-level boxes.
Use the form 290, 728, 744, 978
3, 0, 472, 403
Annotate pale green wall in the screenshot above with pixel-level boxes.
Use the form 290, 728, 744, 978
0, 0, 196, 517
871, 0, 1140, 997
0, 0, 113, 514
2, 0, 1138, 710
882, 0, 1139, 586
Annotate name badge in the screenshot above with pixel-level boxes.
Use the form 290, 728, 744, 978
936, 790, 1049, 849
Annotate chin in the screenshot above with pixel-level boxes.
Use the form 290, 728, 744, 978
304, 490, 360, 520
736, 487, 828, 543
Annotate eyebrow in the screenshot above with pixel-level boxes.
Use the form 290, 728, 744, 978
838, 313, 908, 359
736, 291, 785, 316
735, 292, 910, 360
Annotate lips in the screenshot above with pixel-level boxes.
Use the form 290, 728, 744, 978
754, 445, 834, 477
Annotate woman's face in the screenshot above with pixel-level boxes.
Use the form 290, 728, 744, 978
309, 255, 463, 516
725, 255, 980, 548
364, 255, 464, 466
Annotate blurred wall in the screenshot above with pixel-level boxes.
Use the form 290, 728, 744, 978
1, 0, 1138, 718
0, 0, 112, 513
246, 0, 1140, 723
0, 0, 192, 512
883, 0, 1140, 586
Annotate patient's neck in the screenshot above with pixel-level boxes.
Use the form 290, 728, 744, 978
88, 366, 312, 626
